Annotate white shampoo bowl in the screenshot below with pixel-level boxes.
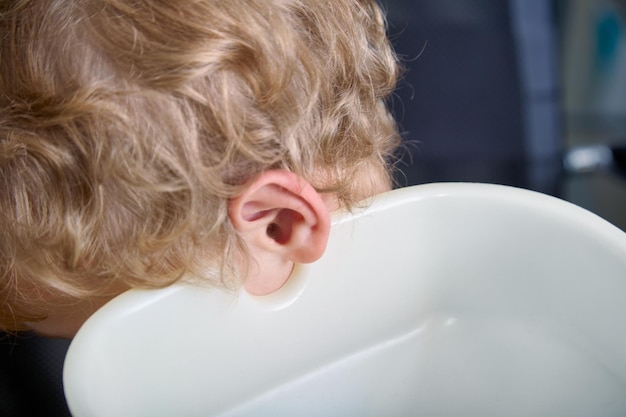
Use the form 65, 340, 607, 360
63, 183, 626, 416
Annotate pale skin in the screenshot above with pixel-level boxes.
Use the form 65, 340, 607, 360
28, 167, 390, 338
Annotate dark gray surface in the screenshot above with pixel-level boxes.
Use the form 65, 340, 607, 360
0, 333, 71, 417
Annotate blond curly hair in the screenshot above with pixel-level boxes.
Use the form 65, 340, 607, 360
0, 0, 400, 330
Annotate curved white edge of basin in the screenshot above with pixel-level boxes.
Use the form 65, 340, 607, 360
63, 183, 626, 417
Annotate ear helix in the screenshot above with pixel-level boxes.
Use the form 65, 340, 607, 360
228, 169, 331, 261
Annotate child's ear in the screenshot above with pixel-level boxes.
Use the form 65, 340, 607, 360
228, 170, 331, 296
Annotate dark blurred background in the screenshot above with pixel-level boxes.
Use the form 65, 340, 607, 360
2, 1, 626, 415
389, 0, 555, 193
386, 0, 626, 231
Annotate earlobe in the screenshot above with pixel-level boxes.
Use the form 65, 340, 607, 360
228, 170, 331, 295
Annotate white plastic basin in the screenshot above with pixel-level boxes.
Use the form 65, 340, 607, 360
63, 183, 626, 416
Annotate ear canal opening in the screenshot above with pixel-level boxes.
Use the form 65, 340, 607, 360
266, 222, 282, 242
265, 209, 303, 244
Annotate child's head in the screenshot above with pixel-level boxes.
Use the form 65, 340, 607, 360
0, 0, 400, 335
